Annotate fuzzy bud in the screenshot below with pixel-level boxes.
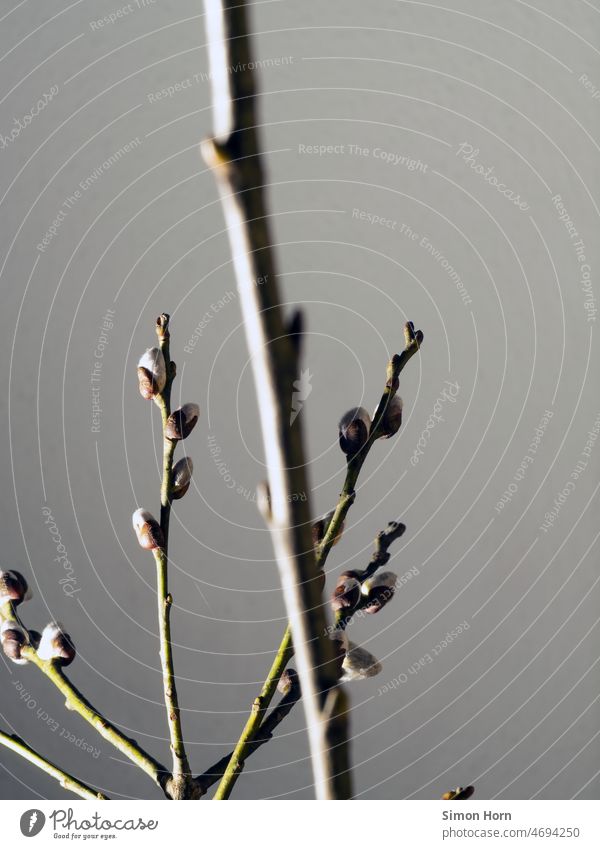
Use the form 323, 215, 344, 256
312, 510, 344, 548
37, 623, 76, 666
331, 575, 361, 613
338, 407, 371, 457
165, 403, 200, 440
171, 457, 193, 500
376, 395, 403, 439
361, 570, 397, 595
442, 786, 475, 801
132, 509, 164, 550
340, 641, 382, 682
1, 621, 28, 664
137, 348, 166, 400
277, 668, 300, 698
363, 586, 396, 614
0, 570, 31, 607
361, 570, 397, 614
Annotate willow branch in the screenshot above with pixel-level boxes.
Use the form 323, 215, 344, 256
218, 514, 400, 797
0, 728, 107, 800
361, 520, 408, 581
334, 520, 407, 631
231, 328, 421, 766
0, 598, 168, 793
244, 327, 421, 716
316, 322, 423, 572
21, 647, 168, 793
212, 625, 293, 799
197, 668, 300, 795
201, 0, 350, 799
154, 314, 191, 793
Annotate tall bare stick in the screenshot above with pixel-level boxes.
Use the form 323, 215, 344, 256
201, 0, 351, 799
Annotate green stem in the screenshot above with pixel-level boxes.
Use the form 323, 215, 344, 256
0, 728, 107, 800
204, 402, 368, 800
154, 315, 191, 788
212, 323, 423, 796
22, 648, 167, 792
198, 666, 300, 795
152, 547, 189, 786
213, 625, 293, 799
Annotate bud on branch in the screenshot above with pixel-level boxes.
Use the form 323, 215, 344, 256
132, 509, 164, 550
338, 407, 371, 457
1, 621, 28, 664
37, 623, 76, 666
137, 348, 167, 400
165, 403, 200, 440
0, 570, 31, 607
171, 457, 193, 500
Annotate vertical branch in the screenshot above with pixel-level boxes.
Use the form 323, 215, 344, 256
153, 314, 192, 796
201, 0, 352, 799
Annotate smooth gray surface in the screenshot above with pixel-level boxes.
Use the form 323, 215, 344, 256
0, 0, 598, 800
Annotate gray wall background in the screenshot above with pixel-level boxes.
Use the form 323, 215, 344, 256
0, 0, 599, 800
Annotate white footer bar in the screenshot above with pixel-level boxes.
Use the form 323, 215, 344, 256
1, 799, 597, 848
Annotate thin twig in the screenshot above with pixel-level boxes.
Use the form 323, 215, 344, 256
0, 315, 194, 800
153, 314, 192, 796
361, 520, 408, 581
213, 625, 293, 799
334, 521, 407, 631
316, 323, 423, 572
197, 669, 301, 795
201, 0, 350, 800
21, 647, 168, 793
0, 728, 108, 800
0, 599, 168, 793
220, 327, 422, 786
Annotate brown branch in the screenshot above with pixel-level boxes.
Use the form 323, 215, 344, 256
201, 0, 351, 799
360, 520, 408, 582
316, 322, 423, 573
332, 521, 407, 634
